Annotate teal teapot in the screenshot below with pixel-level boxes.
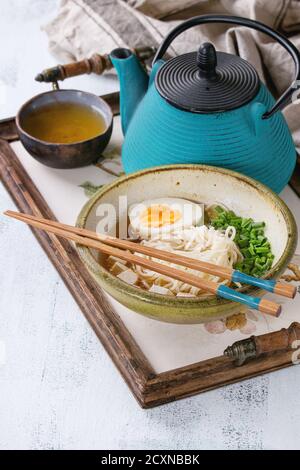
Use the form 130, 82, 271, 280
110, 15, 300, 193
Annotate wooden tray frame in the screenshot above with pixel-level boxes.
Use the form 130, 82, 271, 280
0, 91, 299, 408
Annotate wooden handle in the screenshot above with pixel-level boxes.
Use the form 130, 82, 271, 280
224, 322, 300, 365
254, 322, 300, 355
35, 54, 111, 83
35, 46, 157, 83
60, 54, 111, 79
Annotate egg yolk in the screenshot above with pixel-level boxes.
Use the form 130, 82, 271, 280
140, 204, 181, 228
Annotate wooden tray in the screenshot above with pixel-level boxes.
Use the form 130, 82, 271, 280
1, 91, 299, 408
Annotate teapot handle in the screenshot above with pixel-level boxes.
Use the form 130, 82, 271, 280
153, 15, 300, 119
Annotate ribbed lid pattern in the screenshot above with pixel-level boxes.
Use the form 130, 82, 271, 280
155, 45, 260, 113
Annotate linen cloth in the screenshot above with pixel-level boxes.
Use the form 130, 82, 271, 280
44, 0, 300, 151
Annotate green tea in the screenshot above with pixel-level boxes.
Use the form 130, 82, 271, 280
23, 101, 107, 144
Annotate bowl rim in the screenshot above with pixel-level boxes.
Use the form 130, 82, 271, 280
16, 89, 113, 146
76, 163, 298, 308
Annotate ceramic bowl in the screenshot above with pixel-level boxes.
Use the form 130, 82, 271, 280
16, 89, 113, 169
76, 164, 297, 324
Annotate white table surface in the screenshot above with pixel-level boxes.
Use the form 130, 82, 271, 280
0, 0, 300, 450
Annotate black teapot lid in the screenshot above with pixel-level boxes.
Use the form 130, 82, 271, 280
155, 42, 260, 113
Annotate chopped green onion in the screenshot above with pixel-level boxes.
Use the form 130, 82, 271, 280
210, 209, 274, 276
255, 247, 270, 253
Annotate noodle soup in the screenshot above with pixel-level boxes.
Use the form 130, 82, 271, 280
106, 198, 274, 298
77, 164, 296, 324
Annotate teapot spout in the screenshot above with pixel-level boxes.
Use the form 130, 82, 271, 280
110, 48, 149, 135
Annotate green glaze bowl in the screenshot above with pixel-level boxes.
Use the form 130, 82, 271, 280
76, 165, 297, 324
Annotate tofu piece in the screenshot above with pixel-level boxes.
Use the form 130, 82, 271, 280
108, 255, 127, 265
149, 285, 172, 295
117, 269, 138, 285
110, 261, 129, 276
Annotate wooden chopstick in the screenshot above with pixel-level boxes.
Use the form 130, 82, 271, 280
4, 210, 282, 317
5, 210, 295, 299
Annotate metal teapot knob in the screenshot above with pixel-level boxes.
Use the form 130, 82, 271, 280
197, 42, 217, 79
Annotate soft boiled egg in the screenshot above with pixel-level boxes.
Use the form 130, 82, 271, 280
129, 198, 204, 239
